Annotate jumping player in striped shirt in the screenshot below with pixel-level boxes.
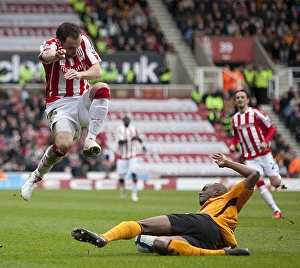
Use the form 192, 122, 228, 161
230, 89, 285, 218
21, 22, 110, 200
115, 115, 147, 201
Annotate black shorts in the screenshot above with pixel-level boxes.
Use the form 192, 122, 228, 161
166, 213, 220, 249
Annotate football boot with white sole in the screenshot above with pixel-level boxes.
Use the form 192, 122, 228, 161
21, 173, 42, 201
83, 139, 101, 157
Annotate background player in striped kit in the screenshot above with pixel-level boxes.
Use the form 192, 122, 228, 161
115, 115, 147, 201
230, 89, 285, 218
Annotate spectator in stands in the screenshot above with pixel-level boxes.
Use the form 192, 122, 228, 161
221, 110, 233, 137
95, 35, 109, 54
231, 66, 245, 92
291, 110, 300, 143
0, 67, 6, 83
277, 159, 288, 177
19, 64, 34, 88
205, 88, 224, 126
102, 61, 119, 84
38, 65, 46, 84
190, 85, 203, 105
288, 152, 300, 178
270, 40, 281, 65
226, 18, 240, 36
158, 60, 172, 84
222, 65, 234, 93
115, 115, 147, 201
230, 90, 285, 219
0, 167, 6, 180
285, 92, 300, 129
279, 38, 290, 66
288, 41, 299, 67
21, 22, 110, 201
244, 17, 259, 36
125, 67, 137, 84
278, 87, 295, 122
253, 64, 273, 106
243, 63, 256, 95
289, 53, 300, 77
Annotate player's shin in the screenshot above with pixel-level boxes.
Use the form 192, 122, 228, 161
37, 144, 65, 176
87, 98, 109, 140
101, 221, 142, 242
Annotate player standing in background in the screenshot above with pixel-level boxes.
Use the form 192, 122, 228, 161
115, 115, 146, 201
21, 22, 110, 200
229, 89, 285, 218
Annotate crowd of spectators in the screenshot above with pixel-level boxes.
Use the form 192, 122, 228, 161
164, 0, 300, 66
71, 0, 176, 54
274, 85, 300, 144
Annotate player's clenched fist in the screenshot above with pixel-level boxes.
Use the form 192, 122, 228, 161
56, 46, 66, 59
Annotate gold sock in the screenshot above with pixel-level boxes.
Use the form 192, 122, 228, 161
101, 221, 142, 242
168, 240, 226, 256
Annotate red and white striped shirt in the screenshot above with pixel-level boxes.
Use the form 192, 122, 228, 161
115, 125, 143, 159
231, 107, 276, 160
39, 34, 101, 104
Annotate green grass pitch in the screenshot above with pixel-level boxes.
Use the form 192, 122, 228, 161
0, 189, 299, 268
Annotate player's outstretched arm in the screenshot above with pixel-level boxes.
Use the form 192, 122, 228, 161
212, 153, 260, 190
41, 47, 66, 63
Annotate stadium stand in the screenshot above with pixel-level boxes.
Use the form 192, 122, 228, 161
69, 0, 175, 53
0, 0, 83, 52
102, 98, 239, 178
163, 0, 300, 66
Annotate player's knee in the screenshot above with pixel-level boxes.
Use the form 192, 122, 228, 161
93, 83, 110, 99
54, 139, 73, 155
270, 176, 281, 188
271, 181, 281, 188
153, 237, 170, 255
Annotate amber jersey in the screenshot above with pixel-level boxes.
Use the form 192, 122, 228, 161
197, 181, 254, 248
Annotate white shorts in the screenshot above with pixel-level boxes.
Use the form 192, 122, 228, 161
245, 152, 279, 177
45, 91, 91, 141
116, 157, 139, 178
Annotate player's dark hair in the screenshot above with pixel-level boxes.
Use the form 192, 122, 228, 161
56, 22, 81, 43
235, 89, 250, 99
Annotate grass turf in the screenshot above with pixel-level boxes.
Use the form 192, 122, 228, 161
0, 189, 299, 268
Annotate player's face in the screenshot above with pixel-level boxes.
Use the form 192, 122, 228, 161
123, 117, 130, 127
235, 91, 249, 110
61, 36, 82, 58
199, 184, 215, 206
